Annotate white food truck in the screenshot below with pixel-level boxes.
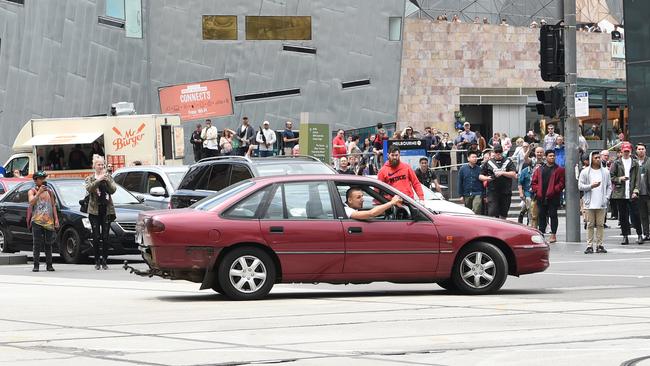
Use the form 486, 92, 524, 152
3, 114, 185, 178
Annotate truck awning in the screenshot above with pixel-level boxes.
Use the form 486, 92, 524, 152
22, 132, 103, 147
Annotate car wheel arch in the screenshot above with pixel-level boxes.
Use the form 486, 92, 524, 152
215, 242, 283, 283
457, 237, 517, 276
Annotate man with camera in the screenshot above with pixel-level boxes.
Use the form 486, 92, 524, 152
27, 171, 60, 272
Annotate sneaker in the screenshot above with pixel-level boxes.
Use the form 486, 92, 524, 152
584, 246, 594, 254
638, 235, 644, 244
46, 266, 55, 272
101, 259, 108, 270
94, 262, 101, 270
596, 246, 608, 253
32, 267, 39, 272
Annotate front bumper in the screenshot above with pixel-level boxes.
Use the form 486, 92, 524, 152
513, 245, 550, 275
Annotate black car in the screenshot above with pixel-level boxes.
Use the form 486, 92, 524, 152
0, 179, 155, 263
170, 156, 336, 208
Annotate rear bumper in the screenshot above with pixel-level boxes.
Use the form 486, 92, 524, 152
513, 246, 550, 275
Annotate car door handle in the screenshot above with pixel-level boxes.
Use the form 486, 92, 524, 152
348, 227, 362, 234
269, 226, 284, 234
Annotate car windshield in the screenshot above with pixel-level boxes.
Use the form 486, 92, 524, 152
254, 162, 335, 177
192, 181, 255, 211
167, 172, 186, 190
421, 185, 442, 200
4, 181, 22, 191
56, 181, 140, 206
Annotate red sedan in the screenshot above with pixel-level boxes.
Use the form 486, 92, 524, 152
134, 175, 549, 300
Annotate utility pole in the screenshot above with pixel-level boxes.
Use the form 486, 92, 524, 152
563, 0, 580, 242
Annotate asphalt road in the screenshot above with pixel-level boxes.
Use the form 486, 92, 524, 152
2, 216, 650, 366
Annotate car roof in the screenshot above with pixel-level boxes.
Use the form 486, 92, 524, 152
193, 155, 325, 167
249, 174, 378, 185
113, 165, 189, 174
0, 177, 30, 182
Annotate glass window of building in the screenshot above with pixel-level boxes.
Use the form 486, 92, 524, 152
106, 0, 125, 20
202, 15, 238, 40
389, 17, 402, 41
245, 16, 311, 40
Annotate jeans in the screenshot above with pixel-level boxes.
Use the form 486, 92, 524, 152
638, 195, 650, 237
259, 150, 273, 158
529, 198, 539, 229
585, 208, 606, 247
537, 196, 560, 234
89, 207, 110, 261
32, 223, 55, 267
612, 199, 642, 236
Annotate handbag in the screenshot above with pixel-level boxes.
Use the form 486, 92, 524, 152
79, 194, 89, 213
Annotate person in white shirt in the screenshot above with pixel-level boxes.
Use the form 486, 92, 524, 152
579, 151, 612, 254
344, 187, 403, 220
256, 121, 277, 157
200, 119, 219, 158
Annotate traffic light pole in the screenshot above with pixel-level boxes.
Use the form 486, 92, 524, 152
563, 0, 580, 243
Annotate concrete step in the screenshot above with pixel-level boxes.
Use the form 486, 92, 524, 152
0, 253, 28, 265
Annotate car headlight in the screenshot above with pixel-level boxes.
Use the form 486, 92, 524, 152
531, 234, 545, 244
82, 218, 92, 230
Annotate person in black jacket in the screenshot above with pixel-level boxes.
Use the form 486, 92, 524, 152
235, 117, 255, 156
415, 157, 441, 192
190, 124, 203, 162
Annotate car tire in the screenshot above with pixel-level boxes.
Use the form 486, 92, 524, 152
217, 247, 276, 300
0, 226, 15, 253
451, 242, 508, 295
59, 228, 86, 264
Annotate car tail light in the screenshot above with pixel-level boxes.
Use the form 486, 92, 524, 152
146, 218, 165, 233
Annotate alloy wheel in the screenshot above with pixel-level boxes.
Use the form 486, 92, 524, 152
459, 251, 496, 289
229, 255, 267, 293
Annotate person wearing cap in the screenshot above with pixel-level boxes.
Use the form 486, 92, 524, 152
479, 144, 517, 219
27, 171, 59, 272
200, 119, 219, 158
256, 121, 277, 157
190, 123, 204, 162
457, 122, 477, 163
579, 151, 612, 254
610, 141, 643, 245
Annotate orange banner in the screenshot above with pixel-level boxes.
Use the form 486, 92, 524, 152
158, 79, 234, 122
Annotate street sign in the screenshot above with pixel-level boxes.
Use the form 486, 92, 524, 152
575, 91, 589, 118
299, 113, 330, 163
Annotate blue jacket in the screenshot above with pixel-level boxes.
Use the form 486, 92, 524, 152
555, 146, 566, 167
518, 166, 533, 198
458, 164, 483, 197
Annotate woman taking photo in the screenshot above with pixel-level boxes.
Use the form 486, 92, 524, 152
220, 129, 235, 156
85, 155, 116, 270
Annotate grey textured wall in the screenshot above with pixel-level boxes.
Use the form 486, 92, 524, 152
0, 0, 406, 164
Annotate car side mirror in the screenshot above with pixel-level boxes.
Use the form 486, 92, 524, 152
410, 205, 429, 222
150, 187, 166, 197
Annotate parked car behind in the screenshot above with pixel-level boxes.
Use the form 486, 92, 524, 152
0, 177, 30, 199
0, 179, 155, 262
113, 165, 188, 209
134, 174, 549, 300
170, 156, 336, 209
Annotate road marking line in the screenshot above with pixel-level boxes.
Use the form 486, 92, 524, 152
548, 285, 637, 291
541, 272, 649, 279
554, 257, 650, 264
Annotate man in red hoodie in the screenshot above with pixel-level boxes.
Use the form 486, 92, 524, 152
377, 145, 425, 201
531, 149, 566, 243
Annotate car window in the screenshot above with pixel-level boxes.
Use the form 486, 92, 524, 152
206, 164, 231, 191
230, 164, 253, 185
193, 181, 255, 211
179, 165, 210, 190
263, 185, 285, 219
222, 187, 271, 219
281, 182, 334, 220
146, 173, 166, 193
6, 157, 29, 177
166, 172, 186, 190
122, 172, 144, 193
336, 182, 414, 221
6, 183, 32, 203
254, 162, 335, 177
56, 181, 140, 206
0, 185, 4, 195
113, 173, 126, 186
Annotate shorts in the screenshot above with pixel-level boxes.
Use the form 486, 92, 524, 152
487, 192, 512, 218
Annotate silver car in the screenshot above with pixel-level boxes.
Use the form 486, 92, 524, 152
113, 165, 188, 209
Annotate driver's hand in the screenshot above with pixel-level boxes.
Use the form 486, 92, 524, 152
391, 196, 403, 207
